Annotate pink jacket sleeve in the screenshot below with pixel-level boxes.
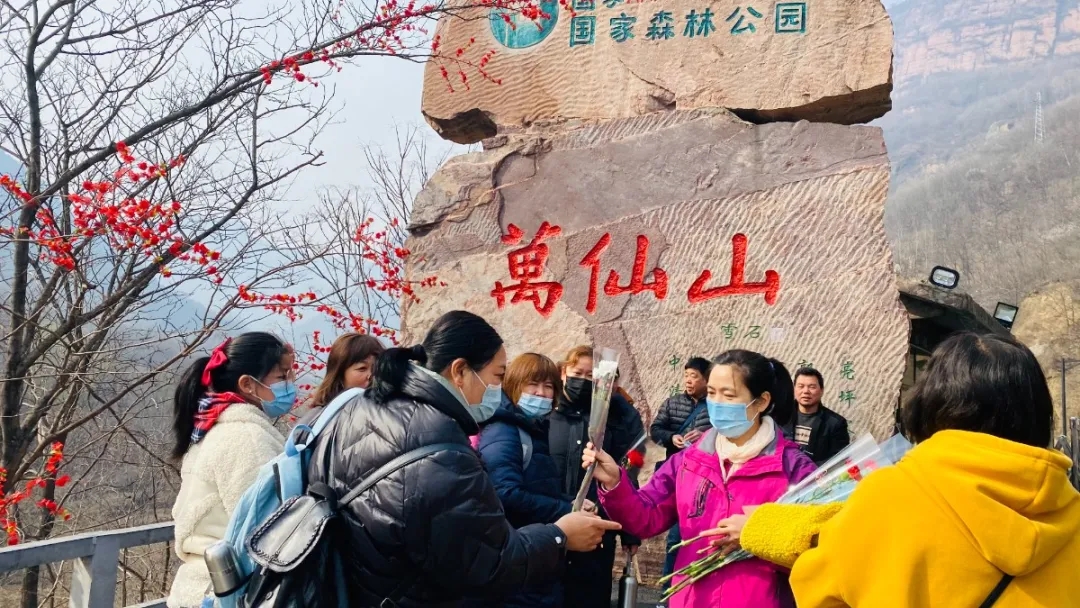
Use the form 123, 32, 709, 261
597, 451, 682, 539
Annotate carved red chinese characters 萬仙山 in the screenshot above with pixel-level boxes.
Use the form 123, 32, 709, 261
580, 233, 668, 314
688, 233, 780, 305
492, 222, 565, 317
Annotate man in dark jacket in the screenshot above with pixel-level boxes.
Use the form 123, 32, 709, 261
650, 357, 712, 459
783, 367, 850, 466
649, 356, 712, 589
549, 369, 644, 608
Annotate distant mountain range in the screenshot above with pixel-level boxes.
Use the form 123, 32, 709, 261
874, 0, 1080, 310
873, 0, 1080, 410
890, 0, 1080, 86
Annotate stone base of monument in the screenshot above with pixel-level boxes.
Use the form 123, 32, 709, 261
404, 107, 908, 440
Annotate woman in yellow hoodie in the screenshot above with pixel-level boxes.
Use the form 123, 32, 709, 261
712, 331, 1080, 607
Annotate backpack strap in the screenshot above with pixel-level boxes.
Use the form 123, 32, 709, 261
978, 573, 1014, 608
677, 400, 709, 435
369, 442, 476, 607
311, 387, 365, 437
339, 442, 475, 507
518, 428, 533, 470
284, 388, 365, 456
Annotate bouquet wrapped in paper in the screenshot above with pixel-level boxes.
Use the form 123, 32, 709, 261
572, 347, 620, 511
660, 432, 913, 599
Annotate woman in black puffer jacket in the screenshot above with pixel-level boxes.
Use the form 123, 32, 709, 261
306, 311, 620, 607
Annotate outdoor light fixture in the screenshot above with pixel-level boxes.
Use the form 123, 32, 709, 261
929, 266, 960, 290
994, 302, 1019, 330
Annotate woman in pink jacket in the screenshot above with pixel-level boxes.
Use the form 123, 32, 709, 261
584, 349, 817, 608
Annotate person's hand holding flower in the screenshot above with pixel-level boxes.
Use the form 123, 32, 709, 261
702, 506, 758, 555
582, 441, 621, 490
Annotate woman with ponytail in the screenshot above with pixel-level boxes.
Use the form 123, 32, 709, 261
582, 349, 816, 608
167, 333, 295, 608
306, 310, 623, 607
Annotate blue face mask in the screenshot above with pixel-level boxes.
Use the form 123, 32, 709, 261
707, 397, 760, 438
413, 364, 501, 424
258, 380, 296, 418
518, 393, 553, 418
469, 371, 502, 424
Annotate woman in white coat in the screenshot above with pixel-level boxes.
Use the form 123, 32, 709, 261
167, 333, 294, 608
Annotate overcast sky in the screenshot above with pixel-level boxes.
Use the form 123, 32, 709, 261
0, 43, 454, 207
284, 56, 461, 205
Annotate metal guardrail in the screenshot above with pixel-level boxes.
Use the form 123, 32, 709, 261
0, 521, 174, 608
1056, 417, 1080, 491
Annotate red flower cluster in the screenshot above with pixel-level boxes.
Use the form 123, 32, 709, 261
116, 141, 135, 164
0, 174, 32, 203
1, 442, 72, 545
237, 286, 318, 322
315, 303, 400, 341
261, 53, 319, 85
431, 0, 553, 92
292, 331, 331, 385
244, 217, 443, 400
846, 464, 863, 482
352, 217, 444, 303
0, 142, 217, 278
44, 443, 63, 475
253, 0, 544, 93
435, 36, 501, 93
310, 330, 333, 355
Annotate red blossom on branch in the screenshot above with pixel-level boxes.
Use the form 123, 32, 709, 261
234, 210, 443, 399
0, 0, 475, 557
0, 442, 71, 545
0, 142, 219, 278
247, 0, 546, 94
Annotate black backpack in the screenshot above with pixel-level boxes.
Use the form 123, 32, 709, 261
241, 442, 473, 608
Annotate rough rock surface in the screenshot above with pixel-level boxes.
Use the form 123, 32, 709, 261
402, 109, 908, 439
421, 0, 894, 144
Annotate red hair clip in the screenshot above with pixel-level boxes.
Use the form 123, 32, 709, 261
201, 338, 232, 388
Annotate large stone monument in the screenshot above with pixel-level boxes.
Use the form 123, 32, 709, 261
404, 0, 907, 443
422, 0, 894, 143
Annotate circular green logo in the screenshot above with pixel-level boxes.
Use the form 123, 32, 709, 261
489, 1, 559, 49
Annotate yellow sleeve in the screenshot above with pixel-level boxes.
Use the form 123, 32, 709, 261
741, 503, 844, 569
788, 469, 898, 608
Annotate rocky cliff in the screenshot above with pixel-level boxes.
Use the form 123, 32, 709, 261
891, 0, 1080, 87
881, 0, 1080, 367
